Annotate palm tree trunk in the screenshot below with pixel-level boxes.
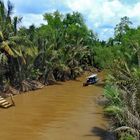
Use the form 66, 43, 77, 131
138, 51, 140, 68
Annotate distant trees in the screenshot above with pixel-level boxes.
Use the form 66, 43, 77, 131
33, 11, 97, 83
114, 16, 132, 43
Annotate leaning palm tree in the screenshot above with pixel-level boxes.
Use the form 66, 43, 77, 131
13, 16, 22, 36
0, 0, 37, 89
0, 0, 14, 39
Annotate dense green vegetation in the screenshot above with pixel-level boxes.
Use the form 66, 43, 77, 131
0, 1, 140, 139
0, 1, 98, 92
102, 17, 140, 140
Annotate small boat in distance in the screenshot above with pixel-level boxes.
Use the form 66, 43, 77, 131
83, 74, 99, 86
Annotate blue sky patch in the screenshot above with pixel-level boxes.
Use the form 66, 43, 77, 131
4, 0, 140, 40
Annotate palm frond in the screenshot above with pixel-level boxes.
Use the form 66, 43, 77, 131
7, 0, 14, 17
0, 41, 14, 56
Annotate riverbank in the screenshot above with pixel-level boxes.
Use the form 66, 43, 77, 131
0, 72, 112, 140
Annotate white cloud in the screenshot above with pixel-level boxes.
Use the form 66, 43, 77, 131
66, 0, 93, 12
20, 14, 45, 27
3, 0, 140, 40
64, 0, 140, 40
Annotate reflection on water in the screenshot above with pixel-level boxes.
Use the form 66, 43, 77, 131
0, 72, 108, 140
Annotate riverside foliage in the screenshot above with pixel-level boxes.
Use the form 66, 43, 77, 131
0, 1, 140, 139
103, 17, 140, 140
0, 1, 98, 90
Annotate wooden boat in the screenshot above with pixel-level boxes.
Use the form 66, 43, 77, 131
83, 74, 99, 86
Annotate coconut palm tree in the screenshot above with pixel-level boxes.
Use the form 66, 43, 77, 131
0, 0, 37, 88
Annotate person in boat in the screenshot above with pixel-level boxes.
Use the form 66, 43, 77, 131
83, 74, 99, 86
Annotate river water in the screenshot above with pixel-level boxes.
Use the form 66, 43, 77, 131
0, 72, 109, 140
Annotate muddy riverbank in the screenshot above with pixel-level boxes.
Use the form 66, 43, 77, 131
0, 72, 111, 140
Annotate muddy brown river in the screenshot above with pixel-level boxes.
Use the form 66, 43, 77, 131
0, 72, 109, 140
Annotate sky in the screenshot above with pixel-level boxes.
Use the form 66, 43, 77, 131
3, 0, 140, 40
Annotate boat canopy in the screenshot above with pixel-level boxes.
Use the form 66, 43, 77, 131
87, 74, 97, 79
